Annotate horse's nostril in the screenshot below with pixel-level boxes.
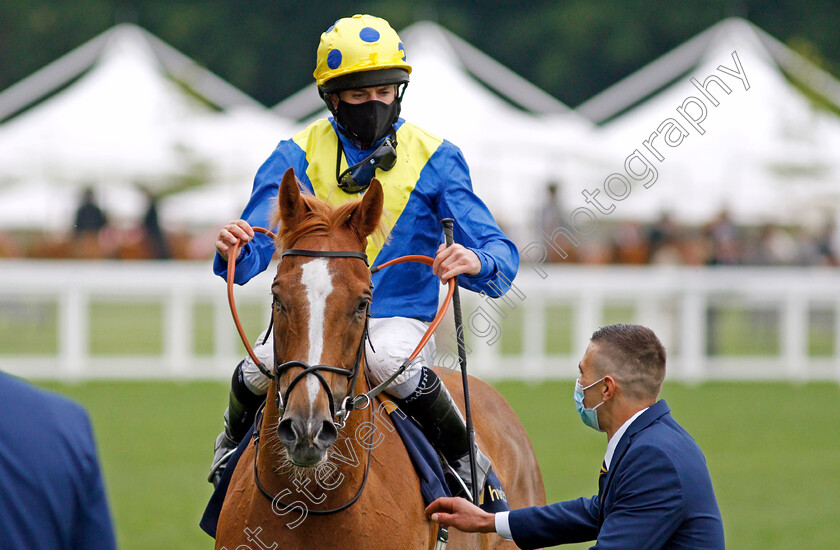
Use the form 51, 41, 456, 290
315, 420, 338, 448
277, 418, 299, 445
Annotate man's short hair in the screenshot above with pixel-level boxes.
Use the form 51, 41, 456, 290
590, 324, 666, 401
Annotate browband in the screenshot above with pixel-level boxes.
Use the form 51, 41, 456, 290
281, 248, 369, 266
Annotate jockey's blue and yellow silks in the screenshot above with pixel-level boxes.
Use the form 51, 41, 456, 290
213, 117, 519, 322
291, 118, 430, 261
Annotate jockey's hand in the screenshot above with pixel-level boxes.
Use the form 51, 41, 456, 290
425, 497, 496, 533
433, 243, 481, 282
215, 220, 255, 262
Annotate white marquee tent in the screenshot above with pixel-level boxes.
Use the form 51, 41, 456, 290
0, 24, 294, 231
577, 17, 840, 225
274, 21, 607, 242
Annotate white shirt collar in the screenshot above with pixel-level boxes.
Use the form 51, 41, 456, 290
604, 407, 648, 469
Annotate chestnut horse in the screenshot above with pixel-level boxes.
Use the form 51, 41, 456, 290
215, 169, 545, 549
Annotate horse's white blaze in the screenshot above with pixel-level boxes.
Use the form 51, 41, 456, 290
300, 259, 334, 412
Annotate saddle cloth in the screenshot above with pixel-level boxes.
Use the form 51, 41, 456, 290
200, 401, 510, 538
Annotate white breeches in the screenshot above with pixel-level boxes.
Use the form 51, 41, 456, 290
240, 316, 435, 399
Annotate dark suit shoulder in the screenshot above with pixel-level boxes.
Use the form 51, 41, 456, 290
0, 372, 91, 431
633, 411, 703, 456
0, 372, 96, 474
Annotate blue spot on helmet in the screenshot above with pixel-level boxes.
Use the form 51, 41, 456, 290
398, 41, 406, 61
359, 27, 380, 43
327, 49, 342, 70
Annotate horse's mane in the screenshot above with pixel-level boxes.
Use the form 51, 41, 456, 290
271, 187, 388, 251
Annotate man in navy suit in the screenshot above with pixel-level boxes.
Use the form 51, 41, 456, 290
426, 324, 725, 549
0, 371, 117, 550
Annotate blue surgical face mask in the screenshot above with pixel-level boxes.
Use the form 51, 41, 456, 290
574, 377, 606, 432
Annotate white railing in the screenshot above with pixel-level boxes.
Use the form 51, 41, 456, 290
1, 260, 839, 382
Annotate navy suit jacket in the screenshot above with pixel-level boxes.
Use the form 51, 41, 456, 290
0, 372, 117, 550
508, 400, 724, 549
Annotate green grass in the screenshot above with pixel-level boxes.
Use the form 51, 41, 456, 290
500, 380, 840, 550
36, 381, 226, 550
33, 379, 840, 550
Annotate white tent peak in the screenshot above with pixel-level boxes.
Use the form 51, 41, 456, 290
399, 21, 575, 116
93, 25, 180, 100
577, 17, 840, 124
0, 23, 263, 123
582, 17, 840, 225
99, 23, 161, 66
0, 23, 294, 231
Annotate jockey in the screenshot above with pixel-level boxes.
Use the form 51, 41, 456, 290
209, 14, 519, 501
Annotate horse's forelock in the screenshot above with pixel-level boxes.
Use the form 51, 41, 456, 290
271, 191, 388, 251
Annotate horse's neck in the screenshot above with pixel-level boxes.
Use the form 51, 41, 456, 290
256, 378, 377, 508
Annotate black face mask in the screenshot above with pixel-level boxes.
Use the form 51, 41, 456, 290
336, 99, 400, 149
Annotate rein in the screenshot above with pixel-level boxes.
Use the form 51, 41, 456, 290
226, 227, 276, 377
225, 227, 455, 515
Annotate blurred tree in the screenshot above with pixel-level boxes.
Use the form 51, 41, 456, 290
1, 0, 839, 110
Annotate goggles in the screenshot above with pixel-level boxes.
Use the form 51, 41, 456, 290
336, 134, 397, 193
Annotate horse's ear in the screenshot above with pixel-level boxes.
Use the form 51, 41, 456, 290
347, 178, 384, 239
278, 167, 306, 226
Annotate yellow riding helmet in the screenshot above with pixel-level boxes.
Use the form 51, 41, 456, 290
314, 14, 411, 94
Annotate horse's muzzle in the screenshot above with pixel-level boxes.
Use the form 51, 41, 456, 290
277, 414, 338, 467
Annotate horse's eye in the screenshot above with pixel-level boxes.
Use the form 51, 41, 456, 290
356, 299, 370, 314
274, 299, 286, 313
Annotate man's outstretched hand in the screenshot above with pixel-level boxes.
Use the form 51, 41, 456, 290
425, 497, 496, 533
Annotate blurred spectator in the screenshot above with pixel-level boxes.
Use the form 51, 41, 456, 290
705, 210, 741, 265
678, 229, 713, 266
140, 188, 169, 259
7, 197, 838, 267
577, 238, 612, 264
538, 182, 575, 262
538, 182, 565, 233
792, 226, 822, 266
0, 230, 23, 257
815, 219, 839, 265
754, 224, 798, 265
0, 371, 117, 549
612, 222, 648, 264
72, 187, 109, 259
647, 213, 682, 264
73, 187, 107, 235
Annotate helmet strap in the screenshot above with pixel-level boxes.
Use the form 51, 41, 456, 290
320, 89, 339, 117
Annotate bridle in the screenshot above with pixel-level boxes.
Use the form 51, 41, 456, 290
225, 228, 455, 514
227, 231, 455, 427
271, 248, 372, 430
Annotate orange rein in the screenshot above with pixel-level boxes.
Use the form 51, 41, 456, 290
226, 229, 455, 375
369, 254, 455, 362
226, 227, 276, 373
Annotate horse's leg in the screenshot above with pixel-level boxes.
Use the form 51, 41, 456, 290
433, 367, 547, 549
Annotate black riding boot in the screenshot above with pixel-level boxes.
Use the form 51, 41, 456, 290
207, 361, 266, 487
393, 367, 492, 501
